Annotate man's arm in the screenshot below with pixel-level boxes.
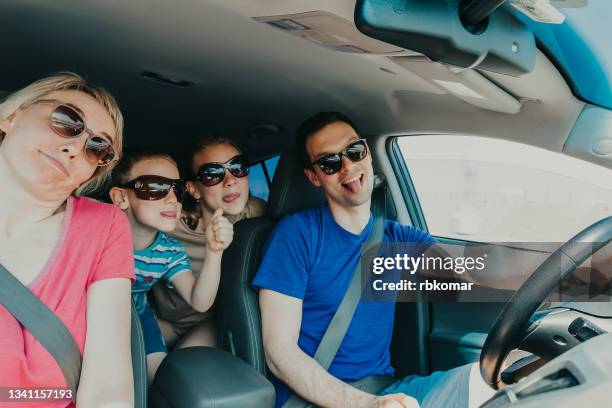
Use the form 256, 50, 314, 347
420, 242, 612, 291
259, 289, 413, 408
419, 243, 527, 290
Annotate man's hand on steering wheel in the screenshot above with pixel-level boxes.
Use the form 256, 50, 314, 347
378, 393, 420, 408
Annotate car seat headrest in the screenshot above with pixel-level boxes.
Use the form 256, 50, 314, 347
266, 148, 327, 220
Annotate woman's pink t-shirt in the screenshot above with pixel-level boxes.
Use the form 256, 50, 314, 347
0, 197, 135, 407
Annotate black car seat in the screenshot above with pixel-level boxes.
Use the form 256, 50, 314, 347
217, 148, 326, 376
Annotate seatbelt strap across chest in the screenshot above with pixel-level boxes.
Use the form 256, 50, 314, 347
312, 183, 386, 369
282, 177, 387, 408
0, 264, 81, 403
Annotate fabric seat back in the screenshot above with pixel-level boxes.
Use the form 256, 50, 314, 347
217, 149, 326, 375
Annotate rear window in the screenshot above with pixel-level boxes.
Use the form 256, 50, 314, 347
249, 155, 280, 201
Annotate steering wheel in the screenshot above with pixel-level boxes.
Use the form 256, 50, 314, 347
480, 216, 612, 389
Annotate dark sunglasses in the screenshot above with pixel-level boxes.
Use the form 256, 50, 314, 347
33, 99, 116, 166
311, 139, 369, 175
120, 175, 186, 203
195, 154, 250, 187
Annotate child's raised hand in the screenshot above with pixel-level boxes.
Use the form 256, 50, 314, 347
206, 208, 234, 253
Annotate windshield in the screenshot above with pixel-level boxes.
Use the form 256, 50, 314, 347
519, 0, 611, 109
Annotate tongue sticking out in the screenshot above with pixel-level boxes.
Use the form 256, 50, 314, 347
342, 177, 362, 193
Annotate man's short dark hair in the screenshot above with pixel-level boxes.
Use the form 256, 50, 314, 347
296, 112, 359, 169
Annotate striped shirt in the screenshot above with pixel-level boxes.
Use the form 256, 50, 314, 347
132, 231, 191, 314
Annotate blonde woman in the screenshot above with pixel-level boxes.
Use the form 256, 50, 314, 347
0, 73, 134, 408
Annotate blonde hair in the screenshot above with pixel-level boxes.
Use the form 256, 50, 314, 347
0, 72, 124, 195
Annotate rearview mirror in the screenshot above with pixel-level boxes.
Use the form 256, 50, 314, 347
355, 0, 536, 76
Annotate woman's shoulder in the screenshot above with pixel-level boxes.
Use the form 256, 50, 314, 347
227, 196, 267, 224
245, 196, 266, 217
70, 196, 128, 226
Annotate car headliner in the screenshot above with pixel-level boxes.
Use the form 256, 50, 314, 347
0, 0, 603, 167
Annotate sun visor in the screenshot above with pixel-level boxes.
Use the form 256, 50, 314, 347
392, 56, 522, 114
254, 11, 417, 55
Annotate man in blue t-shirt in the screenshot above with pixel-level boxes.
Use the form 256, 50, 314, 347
252, 112, 495, 408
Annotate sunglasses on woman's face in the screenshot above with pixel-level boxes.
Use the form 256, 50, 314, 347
195, 154, 250, 187
32, 99, 116, 166
120, 175, 186, 203
311, 139, 369, 175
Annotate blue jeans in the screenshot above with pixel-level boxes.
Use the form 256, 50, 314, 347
380, 364, 471, 408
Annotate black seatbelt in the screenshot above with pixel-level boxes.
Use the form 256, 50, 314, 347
131, 301, 148, 408
0, 264, 81, 403
282, 176, 388, 408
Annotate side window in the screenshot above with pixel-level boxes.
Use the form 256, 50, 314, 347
397, 135, 612, 242
248, 155, 280, 201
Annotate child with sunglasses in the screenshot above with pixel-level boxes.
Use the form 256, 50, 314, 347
109, 149, 234, 384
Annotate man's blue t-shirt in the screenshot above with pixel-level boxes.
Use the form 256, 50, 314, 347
252, 205, 435, 407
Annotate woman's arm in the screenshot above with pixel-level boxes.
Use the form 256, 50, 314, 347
76, 278, 134, 408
